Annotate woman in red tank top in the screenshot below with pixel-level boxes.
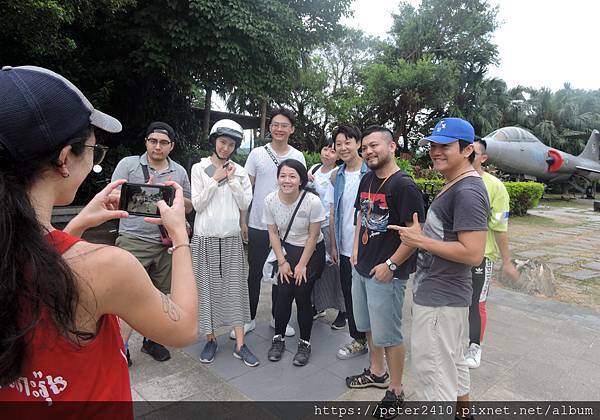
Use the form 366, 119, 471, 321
0, 66, 197, 409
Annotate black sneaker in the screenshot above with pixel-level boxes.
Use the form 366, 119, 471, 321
126, 349, 132, 367
292, 339, 311, 366
141, 338, 171, 362
331, 312, 347, 330
268, 335, 285, 362
373, 389, 405, 419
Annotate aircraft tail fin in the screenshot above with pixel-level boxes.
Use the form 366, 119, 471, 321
579, 130, 600, 162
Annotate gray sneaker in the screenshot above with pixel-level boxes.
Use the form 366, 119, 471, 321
199, 339, 218, 363
337, 339, 368, 360
233, 344, 260, 367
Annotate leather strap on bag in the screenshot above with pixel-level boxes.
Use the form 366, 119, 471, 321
281, 191, 307, 243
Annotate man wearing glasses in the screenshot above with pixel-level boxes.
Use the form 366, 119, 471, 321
236, 108, 306, 339
111, 121, 192, 364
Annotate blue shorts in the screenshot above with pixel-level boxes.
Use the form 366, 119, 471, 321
351, 268, 407, 347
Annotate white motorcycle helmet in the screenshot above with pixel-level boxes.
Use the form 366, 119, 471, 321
209, 119, 243, 149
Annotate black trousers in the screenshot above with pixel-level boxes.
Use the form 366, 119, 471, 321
339, 255, 366, 341
247, 227, 278, 320
275, 241, 326, 341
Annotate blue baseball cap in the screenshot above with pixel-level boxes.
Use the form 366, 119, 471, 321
0, 65, 121, 161
418, 117, 475, 146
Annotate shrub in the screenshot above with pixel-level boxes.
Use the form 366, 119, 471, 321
303, 151, 322, 168
504, 182, 544, 216
396, 158, 414, 177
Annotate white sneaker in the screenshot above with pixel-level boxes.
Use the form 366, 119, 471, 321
229, 319, 256, 340
269, 318, 296, 337
464, 343, 482, 369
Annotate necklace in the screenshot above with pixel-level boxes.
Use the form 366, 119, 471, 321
445, 169, 475, 185
362, 170, 397, 245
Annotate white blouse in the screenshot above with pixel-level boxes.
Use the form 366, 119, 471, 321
191, 157, 253, 238
262, 190, 325, 247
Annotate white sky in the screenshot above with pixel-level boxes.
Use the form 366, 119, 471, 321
343, 0, 600, 92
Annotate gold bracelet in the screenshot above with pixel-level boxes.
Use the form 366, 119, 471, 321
168, 243, 191, 254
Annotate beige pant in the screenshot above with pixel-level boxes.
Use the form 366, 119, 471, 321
411, 303, 470, 401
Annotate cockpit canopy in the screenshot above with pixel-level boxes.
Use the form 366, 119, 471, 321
484, 127, 540, 143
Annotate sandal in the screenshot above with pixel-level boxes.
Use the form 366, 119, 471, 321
345, 368, 390, 389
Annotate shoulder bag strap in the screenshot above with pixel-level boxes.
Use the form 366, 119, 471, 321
281, 191, 307, 243
263, 145, 280, 167
140, 162, 150, 183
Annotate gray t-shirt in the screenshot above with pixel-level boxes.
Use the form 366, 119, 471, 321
111, 153, 191, 243
413, 176, 490, 307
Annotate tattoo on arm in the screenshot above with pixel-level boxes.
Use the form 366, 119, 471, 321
160, 293, 181, 322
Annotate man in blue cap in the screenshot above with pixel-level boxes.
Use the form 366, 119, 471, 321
389, 117, 489, 418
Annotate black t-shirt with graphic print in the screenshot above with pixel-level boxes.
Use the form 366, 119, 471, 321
353, 170, 426, 279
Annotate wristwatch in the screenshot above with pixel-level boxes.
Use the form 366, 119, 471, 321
386, 258, 397, 272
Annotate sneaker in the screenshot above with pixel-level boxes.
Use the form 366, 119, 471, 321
229, 319, 256, 340
199, 339, 218, 363
292, 339, 311, 366
337, 339, 368, 360
464, 343, 482, 369
233, 344, 260, 367
346, 368, 390, 389
312, 307, 326, 320
331, 312, 346, 330
141, 338, 171, 362
267, 335, 286, 362
126, 349, 132, 367
269, 318, 296, 337
373, 389, 405, 419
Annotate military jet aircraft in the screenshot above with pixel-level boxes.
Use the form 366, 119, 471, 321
483, 127, 600, 197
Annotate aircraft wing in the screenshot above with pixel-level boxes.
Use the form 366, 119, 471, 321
575, 165, 600, 175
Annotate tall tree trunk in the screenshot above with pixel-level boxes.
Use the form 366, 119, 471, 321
202, 88, 212, 144
260, 98, 268, 142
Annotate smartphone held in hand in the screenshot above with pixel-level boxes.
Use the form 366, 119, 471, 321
118, 182, 175, 217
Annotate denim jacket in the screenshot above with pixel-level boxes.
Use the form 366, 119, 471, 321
332, 161, 369, 257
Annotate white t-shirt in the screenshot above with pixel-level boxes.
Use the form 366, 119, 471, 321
245, 144, 306, 230
308, 164, 336, 227
262, 191, 325, 247
325, 169, 361, 257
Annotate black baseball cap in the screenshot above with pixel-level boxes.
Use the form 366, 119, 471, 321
0, 65, 122, 161
146, 121, 175, 142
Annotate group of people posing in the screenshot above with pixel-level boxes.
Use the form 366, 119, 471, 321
0, 66, 518, 419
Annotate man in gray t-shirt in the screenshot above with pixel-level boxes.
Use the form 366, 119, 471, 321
111, 121, 192, 364
392, 118, 489, 417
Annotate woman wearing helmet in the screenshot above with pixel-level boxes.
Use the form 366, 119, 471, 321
190, 119, 258, 366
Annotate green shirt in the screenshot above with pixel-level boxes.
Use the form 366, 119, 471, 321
482, 172, 510, 261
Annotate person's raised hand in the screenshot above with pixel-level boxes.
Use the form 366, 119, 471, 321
388, 212, 422, 249
212, 164, 228, 182
225, 162, 236, 179
79, 179, 129, 226
144, 181, 187, 242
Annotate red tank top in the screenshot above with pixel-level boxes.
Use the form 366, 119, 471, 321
0, 230, 132, 403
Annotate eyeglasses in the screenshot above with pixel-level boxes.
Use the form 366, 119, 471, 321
83, 144, 109, 165
146, 138, 173, 147
270, 123, 291, 130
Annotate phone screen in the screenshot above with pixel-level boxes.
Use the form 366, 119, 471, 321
119, 183, 175, 217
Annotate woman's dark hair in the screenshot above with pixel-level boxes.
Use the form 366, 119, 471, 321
0, 127, 94, 386
277, 159, 318, 195
459, 140, 476, 163
332, 124, 361, 145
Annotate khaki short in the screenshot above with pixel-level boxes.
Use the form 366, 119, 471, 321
410, 302, 470, 401
115, 235, 172, 294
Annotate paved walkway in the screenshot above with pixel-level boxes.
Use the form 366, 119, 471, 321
121, 200, 600, 416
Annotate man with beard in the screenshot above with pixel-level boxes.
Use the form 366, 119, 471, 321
345, 126, 425, 417
112, 121, 192, 364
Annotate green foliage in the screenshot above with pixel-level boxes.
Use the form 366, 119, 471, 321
414, 178, 445, 190
396, 159, 414, 177
303, 151, 322, 168
504, 182, 545, 216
